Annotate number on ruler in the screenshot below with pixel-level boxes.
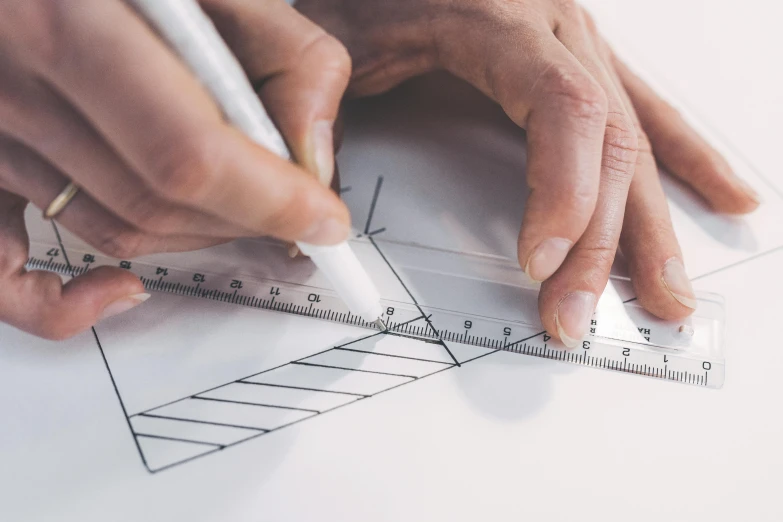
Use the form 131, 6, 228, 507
622, 348, 630, 357
583, 340, 590, 350
308, 293, 321, 303
230, 279, 243, 289
156, 267, 168, 276
46, 248, 59, 257
119, 260, 131, 269
386, 307, 395, 316
543, 334, 551, 342
503, 327, 511, 336
464, 320, 472, 329
193, 273, 205, 283
270, 287, 280, 295
82, 254, 95, 263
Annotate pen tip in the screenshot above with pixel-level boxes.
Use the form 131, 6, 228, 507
374, 318, 388, 331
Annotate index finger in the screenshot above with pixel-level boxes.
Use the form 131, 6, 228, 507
25, 0, 349, 244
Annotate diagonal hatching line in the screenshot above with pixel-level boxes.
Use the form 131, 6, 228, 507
503, 329, 548, 351
332, 331, 386, 349
235, 381, 368, 397
148, 446, 224, 473
191, 396, 320, 414
363, 176, 384, 234
137, 413, 265, 431
384, 331, 444, 345
459, 348, 502, 365
291, 361, 418, 380
334, 347, 454, 365
369, 236, 460, 366
368, 227, 386, 236
134, 432, 223, 448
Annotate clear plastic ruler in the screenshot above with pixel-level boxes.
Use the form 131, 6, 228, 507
26, 232, 726, 389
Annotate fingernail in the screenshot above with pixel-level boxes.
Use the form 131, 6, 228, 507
100, 293, 150, 320
735, 177, 763, 204
310, 120, 335, 186
288, 244, 300, 258
525, 238, 573, 282
555, 291, 596, 348
661, 257, 697, 310
298, 217, 349, 245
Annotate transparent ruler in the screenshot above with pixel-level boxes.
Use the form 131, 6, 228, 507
26, 238, 726, 389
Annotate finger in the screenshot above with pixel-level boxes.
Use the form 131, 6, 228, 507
0, 135, 228, 258
435, 20, 610, 281
203, 0, 351, 186
0, 190, 148, 340
535, 11, 639, 346
25, 0, 349, 244
596, 55, 697, 319
0, 62, 252, 239
612, 56, 760, 214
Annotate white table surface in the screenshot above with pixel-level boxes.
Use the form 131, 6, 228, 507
1, 1, 782, 520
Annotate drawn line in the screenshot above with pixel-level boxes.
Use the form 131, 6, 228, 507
384, 331, 444, 345
692, 245, 783, 282
137, 413, 266, 431
363, 176, 384, 234
148, 447, 224, 473
291, 361, 418, 380
191, 396, 321, 414
235, 381, 368, 397
334, 347, 454, 365
50, 221, 153, 472
369, 236, 460, 366
134, 433, 223, 448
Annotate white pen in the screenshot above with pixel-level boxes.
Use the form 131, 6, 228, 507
128, 0, 387, 329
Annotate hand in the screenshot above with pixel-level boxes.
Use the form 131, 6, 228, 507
298, 0, 761, 346
0, 0, 351, 339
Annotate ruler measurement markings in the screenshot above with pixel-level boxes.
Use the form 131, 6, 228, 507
24, 248, 724, 389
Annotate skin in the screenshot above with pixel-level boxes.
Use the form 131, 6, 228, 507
0, 0, 759, 343
296, 0, 760, 345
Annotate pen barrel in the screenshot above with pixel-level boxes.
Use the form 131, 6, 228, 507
297, 242, 383, 323
127, 0, 291, 159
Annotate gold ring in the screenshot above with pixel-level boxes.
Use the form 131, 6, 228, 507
44, 182, 80, 220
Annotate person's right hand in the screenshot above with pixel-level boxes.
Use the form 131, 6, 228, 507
298, 0, 761, 346
0, 0, 351, 339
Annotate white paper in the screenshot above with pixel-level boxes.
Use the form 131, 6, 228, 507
3, 11, 783, 519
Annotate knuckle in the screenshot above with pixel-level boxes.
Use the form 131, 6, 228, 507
36, 320, 76, 341
634, 124, 654, 157
262, 188, 311, 237
146, 130, 223, 204
92, 225, 148, 260
554, 0, 579, 17
602, 113, 639, 180
573, 240, 618, 274
5, 1, 73, 73
539, 65, 608, 125
305, 32, 352, 79
120, 194, 183, 236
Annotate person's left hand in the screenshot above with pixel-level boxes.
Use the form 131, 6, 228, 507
297, 0, 761, 346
